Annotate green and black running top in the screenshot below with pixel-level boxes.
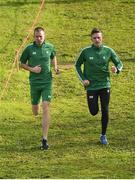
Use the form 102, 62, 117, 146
20, 42, 56, 86
75, 44, 123, 90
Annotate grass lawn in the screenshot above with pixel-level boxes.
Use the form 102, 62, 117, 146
0, 0, 135, 178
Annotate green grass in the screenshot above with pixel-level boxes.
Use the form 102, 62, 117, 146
0, 0, 135, 178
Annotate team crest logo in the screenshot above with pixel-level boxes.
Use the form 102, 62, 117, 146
89, 57, 94, 60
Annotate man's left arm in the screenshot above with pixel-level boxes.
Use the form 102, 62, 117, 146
111, 49, 123, 74
50, 45, 60, 74
51, 56, 60, 74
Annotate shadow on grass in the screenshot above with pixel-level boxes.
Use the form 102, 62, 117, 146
1, 133, 133, 155
0, 134, 104, 154
0, 0, 95, 7
0, 144, 41, 153
1, 0, 134, 7
123, 58, 135, 62
45, 0, 91, 4
1, 116, 133, 154
0, 1, 39, 7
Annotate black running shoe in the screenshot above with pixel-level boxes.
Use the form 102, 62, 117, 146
41, 139, 49, 150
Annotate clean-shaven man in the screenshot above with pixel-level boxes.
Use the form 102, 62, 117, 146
75, 28, 123, 145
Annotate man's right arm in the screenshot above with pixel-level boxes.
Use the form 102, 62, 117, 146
75, 50, 90, 86
20, 63, 41, 73
20, 46, 41, 73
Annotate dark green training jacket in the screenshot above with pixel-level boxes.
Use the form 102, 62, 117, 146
75, 44, 123, 90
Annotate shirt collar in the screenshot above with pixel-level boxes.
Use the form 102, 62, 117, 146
92, 44, 103, 50
33, 41, 45, 47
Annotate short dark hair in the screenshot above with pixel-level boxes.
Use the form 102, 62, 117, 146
34, 27, 45, 34
90, 28, 102, 36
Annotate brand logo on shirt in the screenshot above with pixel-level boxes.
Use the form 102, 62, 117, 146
32, 52, 36, 55
89, 57, 94, 60
48, 95, 51, 99
89, 96, 93, 99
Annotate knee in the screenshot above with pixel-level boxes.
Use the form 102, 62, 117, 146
42, 102, 50, 113
91, 111, 98, 116
89, 109, 98, 116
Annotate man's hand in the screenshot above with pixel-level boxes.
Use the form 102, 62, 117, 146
32, 65, 41, 73
83, 80, 90, 86
111, 66, 117, 73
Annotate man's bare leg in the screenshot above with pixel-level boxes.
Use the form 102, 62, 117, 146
42, 101, 50, 140
41, 101, 50, 150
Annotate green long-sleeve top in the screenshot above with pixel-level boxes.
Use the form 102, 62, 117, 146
75, 44, 123, 90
